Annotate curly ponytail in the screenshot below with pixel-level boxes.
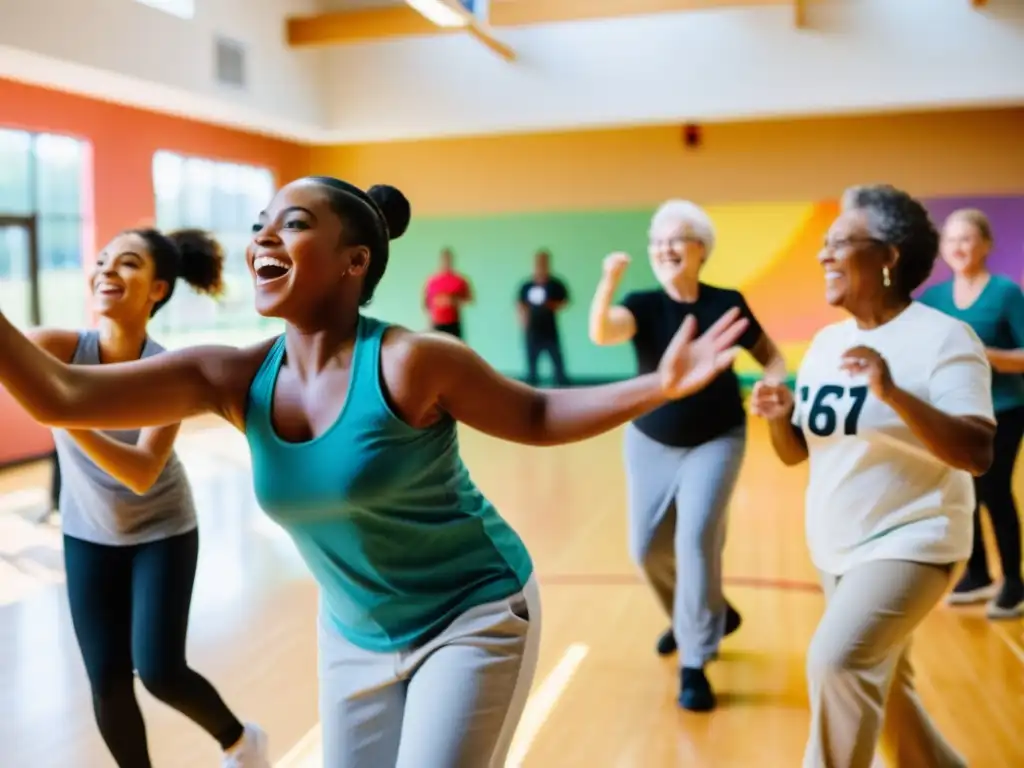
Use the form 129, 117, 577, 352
130, 227, 226, 316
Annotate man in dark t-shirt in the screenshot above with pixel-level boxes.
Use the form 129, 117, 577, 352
516, 249, 570, 386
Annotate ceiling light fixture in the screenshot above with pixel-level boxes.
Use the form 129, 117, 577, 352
404, 0, 472, 29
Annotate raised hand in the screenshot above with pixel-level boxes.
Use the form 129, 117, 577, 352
602, 251, 631, 281
658, 307, 749, 400
840, 345, 894, 401
750, 379, 795, 420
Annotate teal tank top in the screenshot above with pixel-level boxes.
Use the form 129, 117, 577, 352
919, 275, 1024, 413
244, 315, 534, 652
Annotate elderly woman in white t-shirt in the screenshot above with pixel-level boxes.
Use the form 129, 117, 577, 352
751, 185, 995, 768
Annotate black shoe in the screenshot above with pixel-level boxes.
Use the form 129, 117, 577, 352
656, 629, 677, 655
679, 666, 716, 712
655, 602, 742, 656
986, 580, 1024, 619
724, 602, 742, 636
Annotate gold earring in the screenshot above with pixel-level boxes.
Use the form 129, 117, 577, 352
882, 266, 891, 288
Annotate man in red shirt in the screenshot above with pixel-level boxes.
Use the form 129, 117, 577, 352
424, 248, 473, 339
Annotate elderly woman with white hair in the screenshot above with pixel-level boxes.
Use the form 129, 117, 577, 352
589, 199, 786, 711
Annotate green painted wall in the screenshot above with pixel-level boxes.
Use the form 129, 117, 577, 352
366, 209, 658, 382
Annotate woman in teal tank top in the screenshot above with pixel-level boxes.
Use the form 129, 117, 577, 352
0, 176, 751, 768
919, 208, 1024, 619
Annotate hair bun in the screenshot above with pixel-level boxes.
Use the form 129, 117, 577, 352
368, 185, 411, 240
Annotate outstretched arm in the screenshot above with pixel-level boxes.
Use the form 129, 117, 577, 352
26, 328, 185, 494
396, 308, 748, 446
64, 426, 182, 495
441, 361, 666, 447
0, 310, 250, 431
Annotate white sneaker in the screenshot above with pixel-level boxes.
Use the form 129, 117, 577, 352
223, 723, 270, 768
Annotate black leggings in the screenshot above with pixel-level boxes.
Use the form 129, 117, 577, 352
63, 529, 244, 767
965, 405, 1024, 586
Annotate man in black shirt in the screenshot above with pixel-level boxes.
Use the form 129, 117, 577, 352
517, 249, 570, 386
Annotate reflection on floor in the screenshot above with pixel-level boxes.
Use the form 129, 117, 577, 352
0, 417, 1022, 767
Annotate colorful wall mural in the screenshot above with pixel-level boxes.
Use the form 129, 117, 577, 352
368, 195, 1024, 384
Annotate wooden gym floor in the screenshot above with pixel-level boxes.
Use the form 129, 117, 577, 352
0, 416, 1021, 767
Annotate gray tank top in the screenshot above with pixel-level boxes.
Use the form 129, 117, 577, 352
55, 331, 197, 546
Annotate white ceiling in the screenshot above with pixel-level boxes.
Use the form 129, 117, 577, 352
1, 0, 1021, 144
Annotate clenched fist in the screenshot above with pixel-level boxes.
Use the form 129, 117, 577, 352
750, 380, 795, 421
602, 252, 631, 281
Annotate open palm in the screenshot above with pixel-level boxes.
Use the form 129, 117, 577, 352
658, 308, 749, 400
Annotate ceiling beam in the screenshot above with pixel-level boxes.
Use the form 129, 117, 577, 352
794, 0, 807, 28
467, 21, 517, 61
287, 0, 793, 48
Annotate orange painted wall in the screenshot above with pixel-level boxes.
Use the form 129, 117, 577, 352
310, 107, 1024, 215
306, 107, 1024, 381
0, 78, 310, 466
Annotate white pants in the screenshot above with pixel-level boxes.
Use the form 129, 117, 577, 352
318, 577, 542, 768
804, 560, 965, 768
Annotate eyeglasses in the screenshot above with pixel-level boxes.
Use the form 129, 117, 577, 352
648, 236, 704, 251
821, 236, 888, 253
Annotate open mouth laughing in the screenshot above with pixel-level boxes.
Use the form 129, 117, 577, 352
94, 282, 125, 299
253, 255, 292, 285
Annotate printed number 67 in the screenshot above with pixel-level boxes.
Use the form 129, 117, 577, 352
799, 385, 868, 437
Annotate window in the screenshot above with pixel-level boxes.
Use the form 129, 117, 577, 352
150, 150, 280, 349
136, 0, 195, 19
0, 128, 90, 330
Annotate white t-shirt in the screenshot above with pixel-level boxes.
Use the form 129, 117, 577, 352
792, 301, 995, 575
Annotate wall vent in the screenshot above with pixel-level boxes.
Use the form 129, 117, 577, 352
215, 36, 246, 89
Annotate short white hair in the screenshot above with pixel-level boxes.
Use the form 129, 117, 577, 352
649, 199, 716, 256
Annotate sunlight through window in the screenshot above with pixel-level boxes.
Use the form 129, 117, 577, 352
136, 0, 195, 20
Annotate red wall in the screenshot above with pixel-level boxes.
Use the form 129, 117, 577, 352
0, 78, 310, 466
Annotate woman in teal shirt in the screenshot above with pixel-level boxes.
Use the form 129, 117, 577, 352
919, 208, 1024, 619
0, 176, 750, 767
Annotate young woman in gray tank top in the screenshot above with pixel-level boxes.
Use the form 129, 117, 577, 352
27, 228, 269, 768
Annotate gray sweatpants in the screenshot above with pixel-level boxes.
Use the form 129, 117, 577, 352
624, 424, 746, 669
804, 560, 965, 768
317, 576, 541, 768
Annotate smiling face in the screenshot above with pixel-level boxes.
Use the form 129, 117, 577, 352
647, 217, 706, 291
248, 179, 369, 321
91, 233, 168, 322
819, 208, 896, 310
940, 214, 990, 277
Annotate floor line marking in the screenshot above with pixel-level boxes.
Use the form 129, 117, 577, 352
991, 622, 1024, 667
505, 642, 590, 767
274, 722, 322, 768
